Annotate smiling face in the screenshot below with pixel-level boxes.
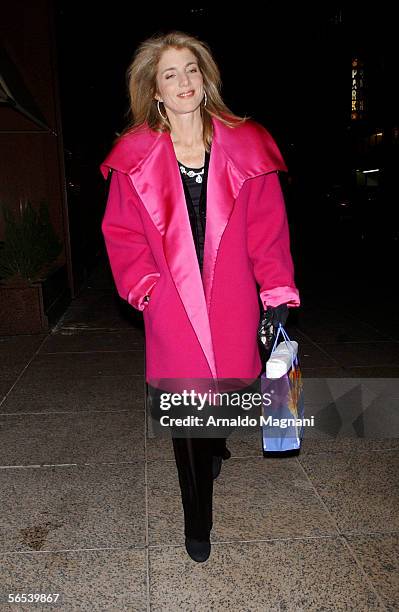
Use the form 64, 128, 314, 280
154, 47, 204, 118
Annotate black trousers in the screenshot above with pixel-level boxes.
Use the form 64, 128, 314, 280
148, 384, 230, 540
171, 435, 228, 540
148, 376, 260, 540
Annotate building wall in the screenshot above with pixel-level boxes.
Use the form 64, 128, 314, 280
0, 0, 72, 293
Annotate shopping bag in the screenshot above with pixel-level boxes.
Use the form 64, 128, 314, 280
260, 324, 305, 455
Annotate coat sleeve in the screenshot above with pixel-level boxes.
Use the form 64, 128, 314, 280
246, 171, 300, 309
101, 170, 160, 311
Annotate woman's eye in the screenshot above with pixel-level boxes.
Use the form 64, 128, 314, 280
166, 69, 197, 80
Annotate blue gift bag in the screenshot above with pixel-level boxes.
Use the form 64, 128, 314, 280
261, 324, 305, 455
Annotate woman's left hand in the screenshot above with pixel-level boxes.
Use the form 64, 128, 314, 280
258, 304, 289, 351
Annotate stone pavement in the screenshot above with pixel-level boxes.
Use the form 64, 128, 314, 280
0, 255, 398, 611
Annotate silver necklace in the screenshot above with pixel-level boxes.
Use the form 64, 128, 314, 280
178, 163, 204, 184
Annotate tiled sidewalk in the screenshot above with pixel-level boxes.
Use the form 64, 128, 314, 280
0, 258, 398, 611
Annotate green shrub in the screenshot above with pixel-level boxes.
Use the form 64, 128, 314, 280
0, 200, 63, 283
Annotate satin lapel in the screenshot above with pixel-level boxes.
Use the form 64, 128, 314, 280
128, 131, 218, 378
202, 122, 246, 311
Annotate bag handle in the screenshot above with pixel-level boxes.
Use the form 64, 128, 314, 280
270, 323, 296, 369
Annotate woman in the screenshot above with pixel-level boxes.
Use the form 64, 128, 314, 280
100, 31, 300, 562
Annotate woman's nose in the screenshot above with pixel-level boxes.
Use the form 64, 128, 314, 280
178, 73, 190, 87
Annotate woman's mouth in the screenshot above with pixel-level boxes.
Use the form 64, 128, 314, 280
178, 90, 195, 98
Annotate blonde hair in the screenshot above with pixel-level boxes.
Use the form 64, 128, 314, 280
118, 30, 250, 151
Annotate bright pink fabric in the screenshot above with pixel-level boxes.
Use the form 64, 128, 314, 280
101, 116, 300, 383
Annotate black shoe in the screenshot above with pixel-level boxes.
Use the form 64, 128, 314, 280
221, 447, 231, 460
185, 537, 211, 562
212, 445, 231, 479
212, 455, 223, 480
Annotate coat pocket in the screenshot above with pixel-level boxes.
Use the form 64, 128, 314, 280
145, 277, 163, 314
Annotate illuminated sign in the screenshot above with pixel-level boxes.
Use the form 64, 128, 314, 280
351, 58, 365, 120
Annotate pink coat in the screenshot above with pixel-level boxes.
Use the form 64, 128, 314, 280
100, 115, 300, 387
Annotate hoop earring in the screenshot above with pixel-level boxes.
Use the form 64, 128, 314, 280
157, 99, 167, 121
203, 91, 207, 107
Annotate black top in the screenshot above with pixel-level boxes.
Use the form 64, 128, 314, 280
177, 149, 210, 275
